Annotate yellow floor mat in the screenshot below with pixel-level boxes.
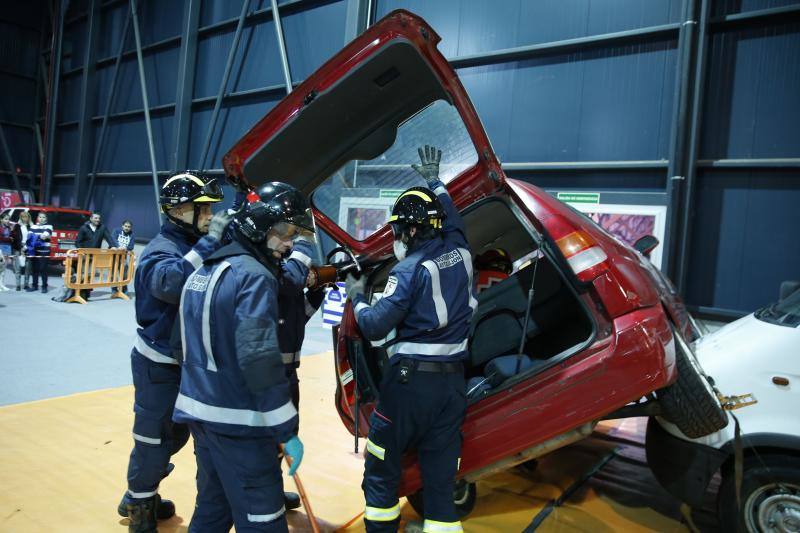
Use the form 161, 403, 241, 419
0, 352, 698, 532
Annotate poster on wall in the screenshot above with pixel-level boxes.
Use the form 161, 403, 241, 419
554, 192, 668, 270
0, 189, 32, 209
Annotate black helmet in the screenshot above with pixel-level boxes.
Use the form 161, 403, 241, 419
252, 182, 314, 232
160, 172, 223, 235
233, 182, 311, 246
388, 186, 445, 232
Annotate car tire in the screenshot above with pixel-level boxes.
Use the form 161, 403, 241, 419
718, 453, 800, 533
658, 327, 728, 438
406, 479, 477, 519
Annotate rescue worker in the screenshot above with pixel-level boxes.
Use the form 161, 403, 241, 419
119, 172, 228, 532
174, 183, 308, 532
346, 145, 475, 532
228, 181, 325, 511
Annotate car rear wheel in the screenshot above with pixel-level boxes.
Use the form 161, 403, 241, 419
406, 479, 477, 519
719, 454, 800, 533
657, 327, 728, 439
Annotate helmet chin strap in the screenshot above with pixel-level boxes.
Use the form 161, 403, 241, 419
165, 204, 205, 237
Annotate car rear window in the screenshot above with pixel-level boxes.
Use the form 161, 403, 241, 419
311, 100, 479, 241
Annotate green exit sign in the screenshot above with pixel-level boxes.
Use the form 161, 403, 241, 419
557, 192, 600, 204
379, 189, 404, 198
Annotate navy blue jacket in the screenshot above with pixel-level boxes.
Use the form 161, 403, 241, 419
112, 228, 136, 251
277, 238, 324, 364
133, 222, 222, 364
173, 241, 297, 440
351, 181, 476, 363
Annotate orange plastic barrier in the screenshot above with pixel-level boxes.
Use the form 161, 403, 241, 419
62, 248, 135, 304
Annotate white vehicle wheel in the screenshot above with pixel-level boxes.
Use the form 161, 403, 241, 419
720, 454, 800, 532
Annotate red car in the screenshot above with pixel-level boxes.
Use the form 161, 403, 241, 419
223, 10, 726, 516
0, 204, 90, 260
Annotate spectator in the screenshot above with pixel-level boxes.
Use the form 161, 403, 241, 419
11, 210, 31, 291
26, 212, 53, 293
0, 213, 11, 291
75, 212, 115, 300
75, 212, 115, 249
111, 220, 135, 294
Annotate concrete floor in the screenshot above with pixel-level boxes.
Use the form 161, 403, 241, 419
0, 269, 332, 406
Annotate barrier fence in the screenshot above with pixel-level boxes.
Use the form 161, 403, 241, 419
62, 248, 135, 304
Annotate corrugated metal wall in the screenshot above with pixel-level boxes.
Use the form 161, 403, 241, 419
1, 0, 798, 316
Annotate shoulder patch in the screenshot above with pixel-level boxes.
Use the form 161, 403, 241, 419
383, 276, 398, 298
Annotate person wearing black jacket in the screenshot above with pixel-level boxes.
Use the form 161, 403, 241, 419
76, 212, 115, 249
75, 212, 115, 300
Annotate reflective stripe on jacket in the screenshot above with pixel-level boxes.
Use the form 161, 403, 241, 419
173, 241, 297, 440
352, 181, 475, 363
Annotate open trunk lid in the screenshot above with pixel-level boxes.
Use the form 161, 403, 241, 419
223, 9, 504, 255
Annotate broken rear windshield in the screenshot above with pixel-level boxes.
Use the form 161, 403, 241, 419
312, 100, 478, 241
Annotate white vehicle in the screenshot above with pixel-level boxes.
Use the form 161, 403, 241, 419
647, 281, 800, 532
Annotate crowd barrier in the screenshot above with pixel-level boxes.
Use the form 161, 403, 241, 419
62, 248, 135, 304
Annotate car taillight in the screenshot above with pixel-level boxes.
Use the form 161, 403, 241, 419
554, 230, 609, 282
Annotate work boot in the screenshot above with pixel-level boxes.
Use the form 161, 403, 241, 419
284, 491, 301, 511
118, 495, 176, 520
26, 285, 37, 292
41, 286, 48, 294
126, 495, 159, 533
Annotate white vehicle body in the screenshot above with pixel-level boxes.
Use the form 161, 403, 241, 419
658, 312, 800, 447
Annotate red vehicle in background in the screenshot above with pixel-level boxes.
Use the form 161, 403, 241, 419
0, 204, 90, 260
223, 10, 728, 516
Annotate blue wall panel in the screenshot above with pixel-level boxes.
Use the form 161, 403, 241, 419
687, 170, 800, 312
188, 95, 282, 169
282, 0, 348, 80
90, 177, 163, 238
95, 114, 174, 173
458, 40, 676, 163
54, 126, 79, 175
194, 20, 284, 99
702, 21, 800, 159
26, 0, 797, 316
376, 0, 681, 58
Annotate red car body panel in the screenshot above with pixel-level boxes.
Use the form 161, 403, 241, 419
223, 9, 691, 499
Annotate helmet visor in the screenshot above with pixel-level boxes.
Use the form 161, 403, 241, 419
194, 178, 224, 202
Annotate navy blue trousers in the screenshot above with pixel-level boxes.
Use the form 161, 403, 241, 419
362, 361, 466, 532
125, 350, 189, 500
188, 423, 287, 532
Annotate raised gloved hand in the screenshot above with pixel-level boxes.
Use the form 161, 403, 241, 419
282, 435, 304, 476
411, 144, 442, 186
207, 210, 232, 241
345, 272, 366, 301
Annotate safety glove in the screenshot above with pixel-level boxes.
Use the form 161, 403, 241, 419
282, 435, 304, 476
411, 144, 442, 187
207, 210, 233, 241
345, 272, 366, 301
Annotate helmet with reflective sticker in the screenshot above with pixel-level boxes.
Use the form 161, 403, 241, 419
388, 186, 445, 231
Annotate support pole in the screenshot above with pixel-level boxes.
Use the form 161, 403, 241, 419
199, 0, 251, 171
172, 0, 202, 172
270, 0, 293, 94
85, 11, 131, 208
0, 124, 24, 198
130, 0, 162, 219
42, 0, 68, 204
664, 0, 698, 280
676, 0, 711, 294
73, 0, 100, 206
